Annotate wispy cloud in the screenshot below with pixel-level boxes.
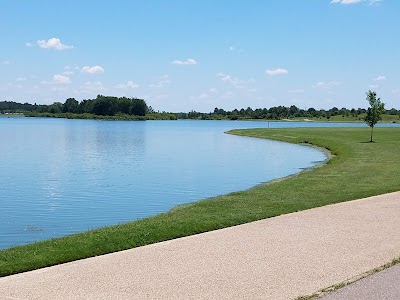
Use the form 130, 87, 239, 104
330, 0, 383, 5
41, 74, 71, 85
149, 75, 171, 88
80, 81, 105, 92
81, 66, 104, 74
1, 60, 11, 65
228, 45, 244, 53
313, 81, 340, 89
217, 73, 253, 88
374, 75, 386, 81
53, 74, 71, 84
115, 81, 139, 89
37, 38, 74, 50
368, 0, 383, 5
330, 0, 362, 4
171, 58, 197, 65
266, 68, 288, 76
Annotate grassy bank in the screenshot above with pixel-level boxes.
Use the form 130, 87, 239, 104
1, 127, 399, 277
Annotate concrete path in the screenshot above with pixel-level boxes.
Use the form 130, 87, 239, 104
1, 192, 399, 300
320, 263, 400, 300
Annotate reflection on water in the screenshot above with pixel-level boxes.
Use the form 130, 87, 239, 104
2, 118, 392, 249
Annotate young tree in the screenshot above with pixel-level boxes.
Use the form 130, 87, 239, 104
364, 90, 385, 142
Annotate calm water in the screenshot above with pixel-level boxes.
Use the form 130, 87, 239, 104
1, 118, 396, 249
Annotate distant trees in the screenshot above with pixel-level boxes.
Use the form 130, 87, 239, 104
5, 95, 149, 117
0, 101, 36, 113
178, 105, 389, 121
364, 90, 385, 142
63, 98, 79, 113
1, 96, 399, 122
87, 95, 147, 116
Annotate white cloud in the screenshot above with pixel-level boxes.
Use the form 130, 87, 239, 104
228, 45, 244, 53
217, 73, 253, 88
115, 81, 139, 89
41, 74, 71, 85
171, 58, 197, 65
149, 75, 171, 88
53, 74, 71, 84
374, 75, 386, 81
65, 66, 80, 71
313, 81, 340, 89
81, 66, 104, 74
81, 81, 105, 92
266, 68, 288, 76
16, 77, 27, 82
62, 71, 74, 75
330, 0, 362, 4
37, 38, 74, 50
330, 0, 383, 5
368, 0, 383, 5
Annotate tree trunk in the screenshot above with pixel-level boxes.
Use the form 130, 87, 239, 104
370, 126, 374, 142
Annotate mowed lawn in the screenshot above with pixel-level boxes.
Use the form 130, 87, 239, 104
1, 127, 399, 277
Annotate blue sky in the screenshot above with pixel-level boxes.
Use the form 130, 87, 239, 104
1, 0, 398, 112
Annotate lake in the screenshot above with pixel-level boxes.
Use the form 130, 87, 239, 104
1, 118, 397, 249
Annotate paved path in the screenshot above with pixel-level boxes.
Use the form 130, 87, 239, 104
1, 192, 399, 300
320, 263, 400, 300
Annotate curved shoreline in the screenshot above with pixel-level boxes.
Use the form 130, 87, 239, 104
1, 127, 399, 277
1, 191, 400, 299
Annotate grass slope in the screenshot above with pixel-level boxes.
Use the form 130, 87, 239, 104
1, 127, 399, 277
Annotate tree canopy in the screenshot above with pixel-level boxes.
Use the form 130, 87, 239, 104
364, 90, 385, 142
3, 95, 149, 117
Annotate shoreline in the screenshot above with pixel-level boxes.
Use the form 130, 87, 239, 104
2, 191, 400, 299
1, 127, 399, 278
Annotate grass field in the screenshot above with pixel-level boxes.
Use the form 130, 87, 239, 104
1, 127, 399, 277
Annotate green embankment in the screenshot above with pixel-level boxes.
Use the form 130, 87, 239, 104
1, 127, 399, 277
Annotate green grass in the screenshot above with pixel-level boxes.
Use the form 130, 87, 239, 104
1, 127, 399, 277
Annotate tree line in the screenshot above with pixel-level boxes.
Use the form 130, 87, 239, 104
177, 105, 399, 120
1, 98, 399, 121
1, 95, 148, 116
